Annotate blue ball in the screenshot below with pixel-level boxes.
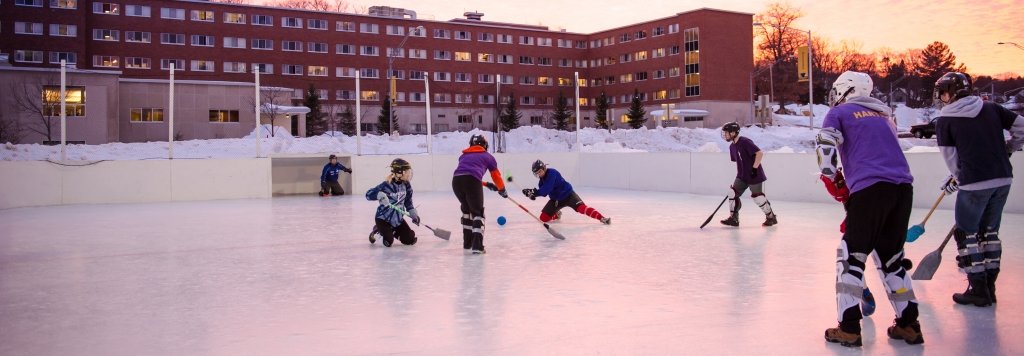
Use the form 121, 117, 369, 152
497, 216, 507, 225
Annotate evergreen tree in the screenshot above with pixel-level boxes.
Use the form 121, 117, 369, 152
914, 41, 967, 99
303, 83, 325, 137
551, 91, 573, 130
595, 91, 610, 130
339, 105, 356, 136
377, 95, 397, 134
499, 92, 522, 131
626, 88, 647, 129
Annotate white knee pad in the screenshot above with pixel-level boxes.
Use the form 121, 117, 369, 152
836, 240, 867, 322
875, 250, 916, 317
752, 194, 774, 215
727, 186, 740, 212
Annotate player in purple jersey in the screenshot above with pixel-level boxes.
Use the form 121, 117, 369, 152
816, 71, 921, 347
719, 122, 777, 227
452, 134, 507, 254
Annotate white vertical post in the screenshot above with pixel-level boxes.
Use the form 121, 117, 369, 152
254, 65, 261, 157
355, 71, 362, 156
807, 30, 814, 130
168, 63, 175, 159
424, 72, 431, 154
573, 71, 581, 150
495, 74, 502, 153
60, 60, 67, 161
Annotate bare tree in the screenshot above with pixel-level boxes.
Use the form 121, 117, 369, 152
246, 87, 291, 137
0, 110, 25, 144
754, 2, 805, 110
272, 0, 352, 12
9, 75, 67, 143
212, 0, 250, 4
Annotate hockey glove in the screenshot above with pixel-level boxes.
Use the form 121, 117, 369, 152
820, 169, 850, 203
522, 188, 538, 200
377, 191, 390, 206
940, 175, 959, 195
751, 166, 759, 178
345, 168, 353, 174
410, 215, 421, 226
485, 182, 498, 191
498, 189, 508, 198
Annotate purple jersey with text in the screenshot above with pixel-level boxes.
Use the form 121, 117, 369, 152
823, 103, 913, 193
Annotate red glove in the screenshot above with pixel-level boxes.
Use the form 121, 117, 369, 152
820, 170, 850, 203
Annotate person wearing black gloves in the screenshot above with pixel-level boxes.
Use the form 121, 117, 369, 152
720, 122, 777, 227
522, 160, 610, 225
934, 72, 1024, 307
320, 154, 352, 196
453, 134, 506, 254
366, 158, 418, 247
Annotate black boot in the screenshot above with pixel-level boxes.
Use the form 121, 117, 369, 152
987, 270, 998, 303
720, 213, 739, 227
952, 274, 992, 307
762, 213, 778, 227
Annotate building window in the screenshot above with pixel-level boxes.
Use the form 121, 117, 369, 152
130, 108, 163, 122
49, 24, 77, 37
15, 22, 44, 35
455, 30, 471, 40
124, 57, 150, 69
209, 110, 239, 123
283, 65, 303, 75
223, 37, 246, 48
308, 42, 328, 53
49, 0, 76, 9
497, 54, 513, 64
497, 34, 512, 44
160, 59, 185, 71
499, 75, 513, 84
538, 77, 552, 86
360, 68, 379, 78
530, 116, 543, 125
125, 31, 150, 43
282, 41, 302, 51
307, 19, 327, 30
518, 56, 534, 65
42, 86, 86, 116
253, 63, 272, 74
558, 58, 571, 67
519, 76, 535, 85
282, 17, 302, 28
478, 95, 494, 104
408, 71, 426, 80
433, 93, 450, 103
653, 26, 665, 36
191, 35, 214, 47
537, 38, 552, 46
636, 72, 649, 81
478, 53, 493, 63
253, 15, 272, 26
224, 13, 245, 24
654, 90, 667, 100
48, 52, 77, 64
455, 73, 471, 82
160, 8, 184, 20
361, 91, 380, 101
519, 36, 534, 45
190, 10, 214, 21
336, 44, 355, 55
479, 33, 493, 42
386, 25, 404, 35
191, 60, 214, 72
93, 55, 119, 68
92, 29, 119, 41
668, 24, 679, 34
386, 48, 404, 58
478, 74, 493, 83
456, 114, 471, 124
434, 50, 451, 60
308, 66, 327, 76
360, 23, 378, 33
92, 2, 119, 14
432, 29, 450, 39
454, 94, 472, 103
433, 72, 450, 82
361, 46, 379, 56
336, 21, 355, 32
336, 90, 355, 100
251, 39, 273, 50
684, 27, 700, 97
224, 62, 247, 73
333, 67, 354, 77
17, 0, 44, 6
684, 116, 704, 122
669, 67, 680, 77
635, 50, 649, 61
454, 52, 470, 61
408, 49, 427, 59
537, 57, 552, 66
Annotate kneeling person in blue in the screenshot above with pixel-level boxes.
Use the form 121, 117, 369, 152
521, 160, 610, 225
320, 154, 352, 196
366, 158, 419, 247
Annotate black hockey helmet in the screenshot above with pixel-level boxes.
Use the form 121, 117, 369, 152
390, 158, 411, 174
531, 160, 546, 174
934, 72, 972, 102
328, 154, 337, 160
722, 122, 741, 133
469, 134, 488, 150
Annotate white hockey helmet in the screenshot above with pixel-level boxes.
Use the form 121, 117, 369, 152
828, 71, 873, 106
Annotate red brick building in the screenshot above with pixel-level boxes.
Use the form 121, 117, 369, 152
1, 0, 752, 144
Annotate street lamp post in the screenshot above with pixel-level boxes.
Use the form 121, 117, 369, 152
998, 42, 1024, 51
748, 55, 792, 125
387, 25, 425, 135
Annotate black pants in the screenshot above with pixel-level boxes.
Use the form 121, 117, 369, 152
321, 181, 344, 196
839, 182, 917, 332
541, 192, 583, 216
452, 175, 485, 250
375, 218, 417, 246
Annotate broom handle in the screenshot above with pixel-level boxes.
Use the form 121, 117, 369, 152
919, 192, 945, 225
937, 225, 956, 251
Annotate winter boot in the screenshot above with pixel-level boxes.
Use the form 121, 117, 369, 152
824, 326, 862, 347
471, 235, 485, 254
887, 319, 924, 345
600, 217, 611, 225
952, 274, 992, 307
368, 225, 379, 244
987, 270, 998, 303
720, 214, 739, 227
762, 213, 778, 227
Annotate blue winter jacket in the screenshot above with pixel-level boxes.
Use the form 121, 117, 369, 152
321, 162, 350, 183
366, 179, 417, 227
536, 168, 573, 201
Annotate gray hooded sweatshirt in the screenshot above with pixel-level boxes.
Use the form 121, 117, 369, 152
937, 96, 1024, 190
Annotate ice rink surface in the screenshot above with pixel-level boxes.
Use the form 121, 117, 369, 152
1, 189, 1021, 355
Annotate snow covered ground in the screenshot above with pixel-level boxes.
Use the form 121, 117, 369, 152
0, 117, 939, 162
0, 190, 1019, 354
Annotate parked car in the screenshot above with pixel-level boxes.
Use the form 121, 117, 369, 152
910, 118, 937, 139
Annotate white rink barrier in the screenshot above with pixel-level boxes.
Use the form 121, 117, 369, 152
1, 153, 1020, 213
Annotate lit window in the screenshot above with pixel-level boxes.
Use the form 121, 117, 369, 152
92, 2, 119, 14
130, 108, 164, 122
42, 86, 86, 117
361, 91, 380, 101
124, 57, 150, 69
191, 60, 214, 72
93, 55, 119, 68
308, 66, 327, 76
49, 24, 78, 37
454, 52, 470, 61
209, 110, 240, 123
49, 0, 76, 9
224, 13, 246, 24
